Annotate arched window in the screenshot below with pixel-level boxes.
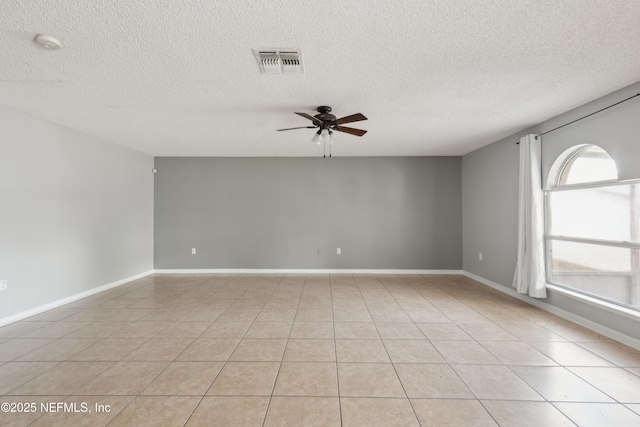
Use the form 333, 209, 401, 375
548, 144, 618, 188
557, 145, 617, 185
546, 145, 639, 311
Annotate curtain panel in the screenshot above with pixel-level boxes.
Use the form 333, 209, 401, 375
513, 134, 547, 298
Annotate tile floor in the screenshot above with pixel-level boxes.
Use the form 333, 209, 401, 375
0, 273, 639, 426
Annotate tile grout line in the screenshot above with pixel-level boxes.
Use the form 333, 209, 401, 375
365, 274, 426, 425
259, 272, 296, 427
332, 273, 344, 427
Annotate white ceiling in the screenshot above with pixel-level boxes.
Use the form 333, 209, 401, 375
1, 1, 640, 157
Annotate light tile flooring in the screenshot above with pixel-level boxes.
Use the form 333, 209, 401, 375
1, 274, 640, 426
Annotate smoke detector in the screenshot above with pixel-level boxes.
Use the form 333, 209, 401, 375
34, 34, 62, 50
254, 49, 303, 74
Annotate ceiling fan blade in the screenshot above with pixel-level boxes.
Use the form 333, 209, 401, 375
334, 113, 368, 125
334, 126, 367, 137
295, 112, 322, 123
277, 126, 316, 131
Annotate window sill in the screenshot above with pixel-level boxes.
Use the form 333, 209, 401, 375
546, 284, 640, 321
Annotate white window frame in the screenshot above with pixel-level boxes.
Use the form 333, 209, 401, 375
544, 145, 640, 312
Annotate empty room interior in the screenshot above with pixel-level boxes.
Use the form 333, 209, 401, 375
2, 2, 640, 426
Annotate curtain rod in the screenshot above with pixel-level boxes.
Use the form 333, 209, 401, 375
515, 92, 640, 144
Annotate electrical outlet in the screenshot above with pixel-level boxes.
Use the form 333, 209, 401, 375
192, 248, 197, 255
286, 249, 291, 255
478, 252, 483, 261
317, 249, 322, 255
0, 280, 6, 291
337, 248, 341, 255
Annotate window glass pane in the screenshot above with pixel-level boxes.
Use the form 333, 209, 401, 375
549, 240, 640, 309
549, 183, 640, 242
559, 146, 617, 185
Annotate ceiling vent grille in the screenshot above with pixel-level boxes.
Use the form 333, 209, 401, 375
254, 49, 303, 74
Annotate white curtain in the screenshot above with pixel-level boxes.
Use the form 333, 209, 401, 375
513, 134, 547, 298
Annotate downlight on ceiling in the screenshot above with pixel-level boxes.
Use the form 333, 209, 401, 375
34, 34, 62, 50
254, 49, 303, 73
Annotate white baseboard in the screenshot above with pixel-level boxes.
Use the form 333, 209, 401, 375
462, 271, 640, 351
0, 270, 155, 327
153, 269, 464, 275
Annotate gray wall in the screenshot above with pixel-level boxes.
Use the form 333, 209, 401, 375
462, 81, 640, 341
0, 108, 154, 320
154, 157, 462, 269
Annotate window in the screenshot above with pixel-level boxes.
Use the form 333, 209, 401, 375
545, 145, 640, 310
556, 145, 618, 185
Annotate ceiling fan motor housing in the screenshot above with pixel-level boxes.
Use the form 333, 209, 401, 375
315, 106, 336, 126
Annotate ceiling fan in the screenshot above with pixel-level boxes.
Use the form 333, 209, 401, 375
277, 106, 368, 146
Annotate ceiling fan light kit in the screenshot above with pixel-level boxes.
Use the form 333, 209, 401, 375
278, 106, 367, 156
319, 128, 333, 145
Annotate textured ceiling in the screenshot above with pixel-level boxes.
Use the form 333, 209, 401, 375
1, 1, 640, 157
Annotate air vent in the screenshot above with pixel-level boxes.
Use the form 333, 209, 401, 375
254, 49, 303, 74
